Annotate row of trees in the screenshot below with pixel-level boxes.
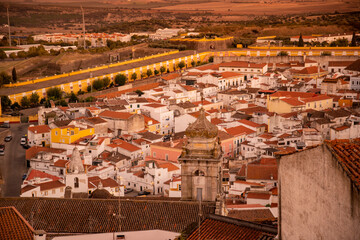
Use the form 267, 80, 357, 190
0, 68, 17, 87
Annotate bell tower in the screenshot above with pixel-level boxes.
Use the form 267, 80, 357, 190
65, 147, 88, 194
178, 108, 222, 202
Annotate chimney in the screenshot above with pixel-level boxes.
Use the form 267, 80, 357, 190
34, 230, 46, 240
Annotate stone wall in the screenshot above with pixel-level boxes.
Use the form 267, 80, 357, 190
171, 38, 233, 52
278, 145, 360, 240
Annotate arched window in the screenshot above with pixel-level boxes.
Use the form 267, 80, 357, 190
74, 177, 79, 188
194, 170, 205, 176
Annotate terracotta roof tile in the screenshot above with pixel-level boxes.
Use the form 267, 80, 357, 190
238, 119, 262, 128
25, 147, 66, 161
187, 215, 276, 240
228, 209, 275, 222
326, 139, 360, 190
99, 110, 133, 120
0, 207, 35, 240
219, 61, 267, 68
247, 164, 278, 180
0, 198, 215, 233
225, 125, 255, 136
34, 180, 65, 191
28, 125, 50, 134
26, 169, 61, 182
247, 192, 271, 200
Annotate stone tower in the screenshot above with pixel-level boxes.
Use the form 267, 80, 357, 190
178, 108, 222, 202
65, 147, 88, 194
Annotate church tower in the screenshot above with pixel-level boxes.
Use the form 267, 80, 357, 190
65, 147, 88, 194
178, 108, 223, 202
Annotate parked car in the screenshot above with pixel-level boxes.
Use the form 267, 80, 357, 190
20, 136, 27, 145
137, 190, 151, 196
124, 188, 133, 194
0, 122, 10, 128
22, 144, 31, 149
4, 135, 12, 142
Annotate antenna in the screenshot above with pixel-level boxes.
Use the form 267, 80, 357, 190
80, 6, 86, 49
6, 5, 11, 47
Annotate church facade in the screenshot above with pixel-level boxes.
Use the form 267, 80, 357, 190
178, 108, 223, 202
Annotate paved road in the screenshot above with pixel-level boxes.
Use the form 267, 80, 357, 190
0, 123, 30, 197
0, 50, 195, 96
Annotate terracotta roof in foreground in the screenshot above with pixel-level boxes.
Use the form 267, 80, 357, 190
326, 139, 360, 190
0, 206, 35, 240
228, 209, 275, 222
0, 198, 215, 234
187, 214, 276, 240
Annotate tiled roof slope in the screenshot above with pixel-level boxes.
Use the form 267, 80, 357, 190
0, 198, 215, 234
326, 139, 360, 190
0, 206, 35, 240
187, 214, 277, 240
227, 209, 275, 222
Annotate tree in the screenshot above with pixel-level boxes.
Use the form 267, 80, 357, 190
85, 96, 96, 102
1, 95, 11, 110
20, 96, 30, 108
11, 102, 20, 110
146, 69, 153, 78
68, 92, 78, 103
87, 86, 92, 92
0, 50, 6, 60
115, 74, 127, 86
9, 53, 17, 60
17, 51, 27, 58
57, 99, 68, 107
131, 72, 137, 81
92, 79, 104, 90
160, 66, 166, 75
103, 77, 110, 88
12, 67, 17, 83
0, 72, 12, 86
277, 51, 289, 56
29, 92, 40, 106
134, 90, 144, 96
46, 87, 62, 100
154, 69, 159, 75
208, 56, 214, 63
298, 33, 304, 47
191, 61, 195, 67
350, 32, 356, 47
177, 61, 185, 70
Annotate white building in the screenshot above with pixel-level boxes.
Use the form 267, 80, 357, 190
28, 125, 51, 147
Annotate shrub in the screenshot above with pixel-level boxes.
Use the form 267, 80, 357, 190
154, 69, 159, 75
1, 95, 11, 110
177, 61, 185, 70
277, 51, 289, 56
160, 66, 166, 74
20, 96, 30, 108
131, 73, 137, 81
208, 56, 214, 63
115, 74, 127, 86
146, 69, 153, 77
92, 79, 104, 90
29, 92, 40, 106
103, 77, 110, 88
68, 92, 78, 103
46, 87, 62, 100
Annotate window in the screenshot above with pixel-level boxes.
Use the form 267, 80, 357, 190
74, 177, 79, 188
52, 189, 56, 194
60, 188, 64, 192
134, 184, 136, 187
178, 184, 181, 190
153, 152, 156, 157
44, 191, 48, 196
55, 131, 58, 136
42, 134, 44, 137
165, 154, 168, 161
194, 170, 205, 176
128, 182, 130, 186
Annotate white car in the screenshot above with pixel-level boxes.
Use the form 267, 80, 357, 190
20, 137, 27, 145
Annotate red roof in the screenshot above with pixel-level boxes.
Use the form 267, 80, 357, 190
238, 119, 262, 128
270, 91, 316, 99
26, 169, 61, 181
225, 125, 255, 136
0, 206, 35, 240
34, 180, 65, 191
112, 139, 141, 152
326, 139, 360, 190
28, 125, 50, 134
281, 98, 305, 106
144, 103, 166, 108
53, 159, 69, 168
96, 82, 160, 99
295, 66, 326, 75
247, 164, 278, 180
195, 63, 221, 71
25, 147, 66, 160
161, 73, 181, 81
247, 192, 271, 200
99, 110, 133, 120
220, 72, 244, 78
301, 95, 333, 103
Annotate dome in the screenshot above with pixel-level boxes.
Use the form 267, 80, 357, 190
185, 108, 218, 139
68, 147, 84, 173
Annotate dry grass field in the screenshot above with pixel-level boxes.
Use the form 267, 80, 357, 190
155, 1, 359, 15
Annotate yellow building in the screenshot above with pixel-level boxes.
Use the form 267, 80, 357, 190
51, 125, 94, 144
267, 91, 333, 114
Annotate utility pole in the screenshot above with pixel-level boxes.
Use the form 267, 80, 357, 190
7, 5, 11, 47
80, 6, 86, 49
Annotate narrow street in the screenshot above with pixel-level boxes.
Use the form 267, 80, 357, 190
0, 123, 30, 197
